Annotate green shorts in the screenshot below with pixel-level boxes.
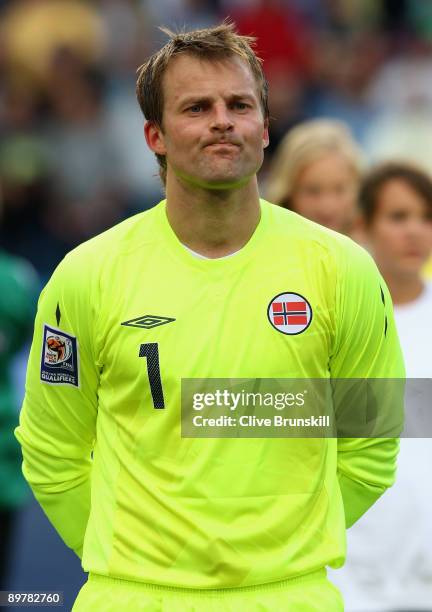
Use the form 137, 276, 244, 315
72, 568, 343, 611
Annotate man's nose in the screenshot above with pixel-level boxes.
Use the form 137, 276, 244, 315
210, 104, 234, 131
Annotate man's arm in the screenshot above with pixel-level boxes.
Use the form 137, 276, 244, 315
330, 240, 405, 528
15, 251, 100, 557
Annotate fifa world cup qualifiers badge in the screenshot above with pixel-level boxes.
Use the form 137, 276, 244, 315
40, 324, 79, 387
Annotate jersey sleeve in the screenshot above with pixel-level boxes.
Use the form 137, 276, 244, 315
330, 240, 405, 528
14, 249, 100, 557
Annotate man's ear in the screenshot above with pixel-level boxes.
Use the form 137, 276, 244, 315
263, 118, 270, 149
144, 121, 167, 155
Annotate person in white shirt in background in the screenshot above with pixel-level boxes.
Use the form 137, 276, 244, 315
329, 161, 432, 612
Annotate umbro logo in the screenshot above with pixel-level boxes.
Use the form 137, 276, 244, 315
121, 315, 175, 329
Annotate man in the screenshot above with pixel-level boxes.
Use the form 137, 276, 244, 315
15, 23, 404, 611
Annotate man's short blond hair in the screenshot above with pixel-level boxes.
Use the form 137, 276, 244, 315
136, 21, 269, 185
266, 119, 364, 208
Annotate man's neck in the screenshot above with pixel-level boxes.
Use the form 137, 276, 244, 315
164, 174, 261, 258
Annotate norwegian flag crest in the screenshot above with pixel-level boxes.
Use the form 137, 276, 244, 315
267, 292, 313, 335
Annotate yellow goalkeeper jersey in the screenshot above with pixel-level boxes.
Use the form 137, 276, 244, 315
16, 199, 404, 589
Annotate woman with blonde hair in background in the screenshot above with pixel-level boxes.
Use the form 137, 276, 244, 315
265, 119, 364, 238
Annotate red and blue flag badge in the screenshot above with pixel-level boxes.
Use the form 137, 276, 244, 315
267, 292, 313, 335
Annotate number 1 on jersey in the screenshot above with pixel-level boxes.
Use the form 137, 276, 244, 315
139, 343, 165, 409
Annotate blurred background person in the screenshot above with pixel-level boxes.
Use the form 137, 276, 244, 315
330, 161, 432, 611
361, 162, 432, 319
265, 119, 364, 238
0, 186, 38, 590
1, 0, 107, 87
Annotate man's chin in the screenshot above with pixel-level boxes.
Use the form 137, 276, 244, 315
176, 169, 252, 191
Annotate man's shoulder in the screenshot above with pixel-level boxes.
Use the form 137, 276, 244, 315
262, 199, 368, 264
46, 202, 163, 291
62, 202, 163, 269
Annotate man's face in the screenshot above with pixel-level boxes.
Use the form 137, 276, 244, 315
145, 54, 269, 190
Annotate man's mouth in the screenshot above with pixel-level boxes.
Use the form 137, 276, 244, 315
205, 142, 240, 151
204, 138, 240, 146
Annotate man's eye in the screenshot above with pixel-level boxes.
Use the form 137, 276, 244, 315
188, 105, 203, 113
234, 101, 248, 110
